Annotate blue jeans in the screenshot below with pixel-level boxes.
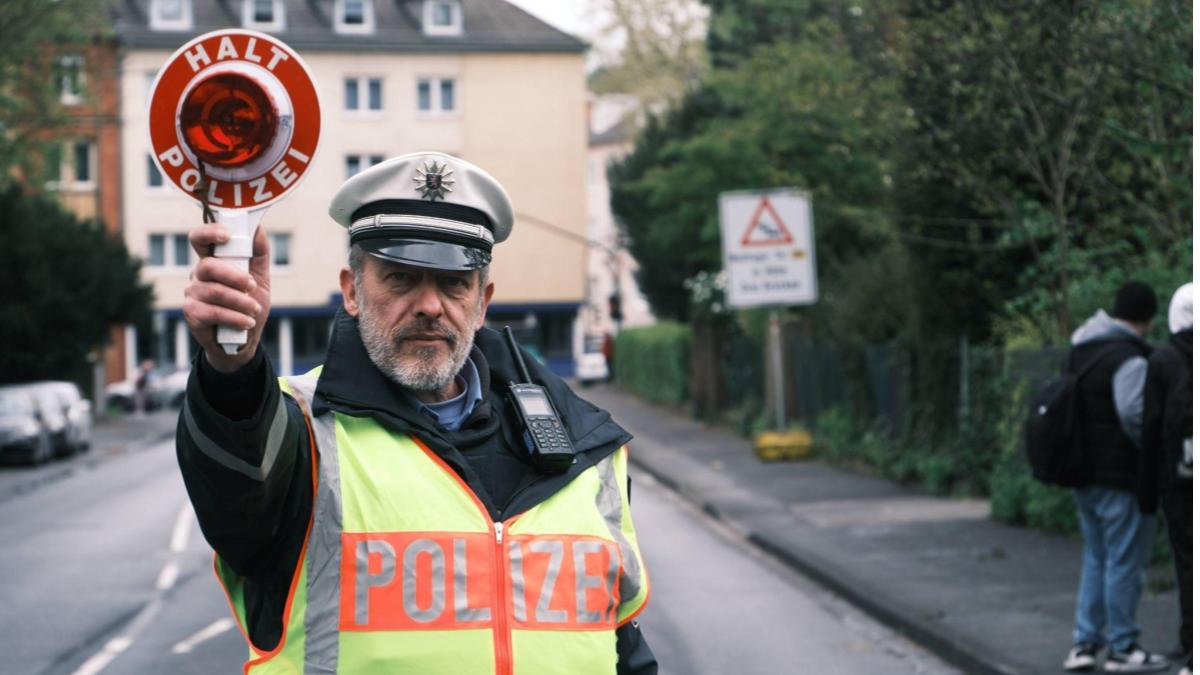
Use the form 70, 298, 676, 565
1072, 486, 1155, 651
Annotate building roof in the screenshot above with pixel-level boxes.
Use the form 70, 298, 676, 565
589, 118, 636, 147
110, 0, 587, 53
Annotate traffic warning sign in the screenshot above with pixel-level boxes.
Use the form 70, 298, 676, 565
720, 189, 818, 308
740, 196, 794, 247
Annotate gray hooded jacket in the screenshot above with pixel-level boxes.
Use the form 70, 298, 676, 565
1071, 310, 1149, 448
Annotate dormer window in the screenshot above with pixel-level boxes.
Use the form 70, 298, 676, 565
56, 55, 85, 106
423, 0, 463, 36
150, 0, 193, 31
244, 0, 285, 30
335, 0, 375, 34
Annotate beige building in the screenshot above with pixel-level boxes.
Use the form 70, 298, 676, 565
113, 0, 588, 376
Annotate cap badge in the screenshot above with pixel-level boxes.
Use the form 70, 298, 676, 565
413, 161, 455, 201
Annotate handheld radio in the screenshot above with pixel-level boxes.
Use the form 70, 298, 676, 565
503, 327, 575, 473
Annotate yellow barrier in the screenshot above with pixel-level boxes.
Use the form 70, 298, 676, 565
753, 430, 814, 461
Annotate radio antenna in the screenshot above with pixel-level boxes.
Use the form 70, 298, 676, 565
503, 326, 534, 384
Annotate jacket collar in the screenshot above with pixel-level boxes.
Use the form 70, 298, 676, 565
312, 308, 631, 455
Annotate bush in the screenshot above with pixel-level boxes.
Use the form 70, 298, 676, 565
613, 322, 692, 405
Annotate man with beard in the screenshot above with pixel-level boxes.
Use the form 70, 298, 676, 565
176, 152, 656, 674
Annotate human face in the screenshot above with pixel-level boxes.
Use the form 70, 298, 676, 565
340, 257, 494, 401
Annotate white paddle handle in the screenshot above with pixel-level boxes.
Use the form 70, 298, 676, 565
210, 208, 266, 355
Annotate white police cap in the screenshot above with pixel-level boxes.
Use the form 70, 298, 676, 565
328, 151, 514, 270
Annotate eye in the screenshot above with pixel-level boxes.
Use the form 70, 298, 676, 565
385, 270, 417, 285
441, 275, 470, 290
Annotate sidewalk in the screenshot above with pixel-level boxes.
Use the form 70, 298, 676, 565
584, 385, 1182, 675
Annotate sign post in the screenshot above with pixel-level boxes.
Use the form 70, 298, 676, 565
720, 189, 817, 455
148, 29, 321, 354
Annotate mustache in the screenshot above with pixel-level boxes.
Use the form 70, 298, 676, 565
393, 321, 457, 347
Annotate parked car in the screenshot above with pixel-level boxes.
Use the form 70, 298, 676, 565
105, 366, 189, 412
38, 381, 92, 455
575, 334, 610, 386
0, 385, 53, 465
21, 384, 70, 457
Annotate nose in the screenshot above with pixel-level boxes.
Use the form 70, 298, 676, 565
411, 277, 445, 319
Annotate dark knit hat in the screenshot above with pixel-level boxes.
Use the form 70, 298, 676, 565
1111, 281, 1158, 323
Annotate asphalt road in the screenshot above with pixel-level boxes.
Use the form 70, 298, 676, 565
0, 422, 959, 675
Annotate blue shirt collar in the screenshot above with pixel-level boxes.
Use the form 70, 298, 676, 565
411, 356, 483, 431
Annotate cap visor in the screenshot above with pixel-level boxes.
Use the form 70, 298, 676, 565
358, 238, 491, 270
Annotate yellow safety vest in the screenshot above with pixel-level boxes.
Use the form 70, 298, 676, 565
216, 371, 650, 674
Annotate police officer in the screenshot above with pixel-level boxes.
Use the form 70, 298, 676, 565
177, 152, 657, 673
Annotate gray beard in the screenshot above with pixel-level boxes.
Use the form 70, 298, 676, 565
358, 304, 479, 394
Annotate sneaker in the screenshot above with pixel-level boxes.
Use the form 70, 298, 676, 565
1065, 643, 1100, 671
1179, 656, 1191, 675
1104, 644, 1169, 673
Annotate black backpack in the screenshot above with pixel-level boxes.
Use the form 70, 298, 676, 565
1163, 343, 1192, 483
1024, 346, 1119, 487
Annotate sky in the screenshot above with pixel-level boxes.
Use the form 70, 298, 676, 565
504, 0, 597, 40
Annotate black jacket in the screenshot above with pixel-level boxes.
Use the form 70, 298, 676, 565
1068, 333, 1151, 491
177, 310, 657, 673
1138, 329, 1193, 513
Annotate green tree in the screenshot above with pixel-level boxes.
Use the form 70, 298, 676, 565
588, 0, 709, 111
0, 0, 103, 185
0, 186, 152, 382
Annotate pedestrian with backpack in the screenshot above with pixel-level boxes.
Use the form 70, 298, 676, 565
1138, 282, 1193, 675
1062, 281, 1167, 673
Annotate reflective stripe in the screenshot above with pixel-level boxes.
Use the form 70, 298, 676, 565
183, 393, 288, 481
509, 541, 527, 622
402, 539, 446, 623
572, 540, 605, 624
355, 540, 396, 625
595, 455, 643, 604
528, 539, 567, 623
455, 538, 492, 622
287, 374, 343, 675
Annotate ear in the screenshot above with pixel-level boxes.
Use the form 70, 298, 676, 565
339, 267, 360, 317
477, 282, 495, 329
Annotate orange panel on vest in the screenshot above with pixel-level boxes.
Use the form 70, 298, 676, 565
508, 535, 620, 630
338, 531, 621, 632
340, 531, 495, 631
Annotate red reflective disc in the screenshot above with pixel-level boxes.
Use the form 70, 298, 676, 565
178, 72, 278, 168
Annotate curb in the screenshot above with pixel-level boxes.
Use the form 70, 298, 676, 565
627, 452, 1019, 675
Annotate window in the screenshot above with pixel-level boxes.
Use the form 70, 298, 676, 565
335, 0, 374, 33
147, 155, 164, 188
244, 0, 284, 29
56, 55, 85, 106
422, 0, 463, 36
147, 233, 191, 267
150, 0, 192, 30
172, 234, 190, 267
345, 154, 385, 179
344, 77, 383, 111
73, 141, 92, 184
368, 79, 382, 111
148, 235, 166, 266
270, 233, 291, 267
417, 77, 457, 113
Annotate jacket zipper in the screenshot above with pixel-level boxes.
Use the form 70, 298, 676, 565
493, 520, 513, 675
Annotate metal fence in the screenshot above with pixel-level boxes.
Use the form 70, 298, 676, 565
690, 316, 1065, 435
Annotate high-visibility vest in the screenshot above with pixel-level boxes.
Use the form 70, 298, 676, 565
215, 371, 650, 675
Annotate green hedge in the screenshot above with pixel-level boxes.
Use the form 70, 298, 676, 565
613, 322, 691, 405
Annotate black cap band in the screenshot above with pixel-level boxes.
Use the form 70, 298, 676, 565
351, 199, 493, 231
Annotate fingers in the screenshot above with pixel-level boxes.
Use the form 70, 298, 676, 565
190, 223, 230, 258
193, 255, 257, 293
186, 277, 261, 319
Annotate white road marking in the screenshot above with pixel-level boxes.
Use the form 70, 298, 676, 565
69, 500, 195, 674
170, 501, 194, 553
171, 618, 236, 654
71, 637, 133, 675
156, 561, 180, 591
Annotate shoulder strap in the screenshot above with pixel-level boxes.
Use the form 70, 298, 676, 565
1071, 343, 1126, 380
